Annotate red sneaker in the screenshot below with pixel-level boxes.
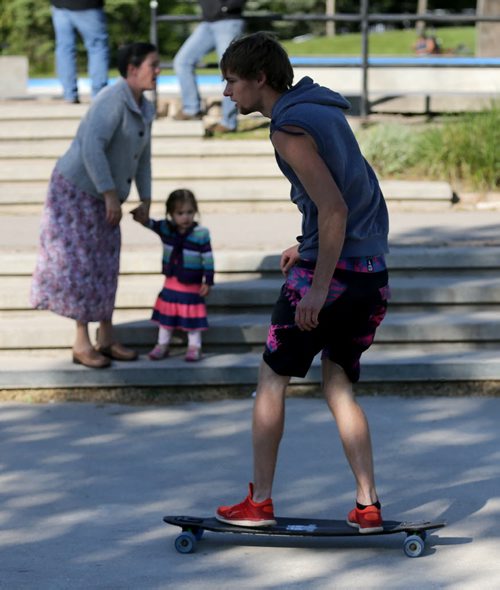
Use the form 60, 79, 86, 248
216, 483, 276, 527
346, 504, 383, 534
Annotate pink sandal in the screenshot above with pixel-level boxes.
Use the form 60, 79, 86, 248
185, 347, 202, 362
148, 344, 169, 360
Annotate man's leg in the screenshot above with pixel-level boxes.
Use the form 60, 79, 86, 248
322, 359, 378, 505
51, 7, 79, 102
173, 22, 214, 116
75, 9, 109, 98
252, 360, 290, 502
212, 19, 245, 130
215, 360, 289, 526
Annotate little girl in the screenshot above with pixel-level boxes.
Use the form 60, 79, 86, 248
131, 189, 214, 361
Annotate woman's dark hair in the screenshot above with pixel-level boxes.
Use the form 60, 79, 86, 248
117, 42, 157, 78
220, 32, 293, 93
166, 189, 199, 217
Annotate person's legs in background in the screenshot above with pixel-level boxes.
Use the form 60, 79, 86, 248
173, 22, 215, 118
212, 19, 245, 131
74, 8, 109, 98
51, 7, 79, 102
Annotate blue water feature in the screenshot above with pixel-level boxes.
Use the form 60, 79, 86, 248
28, 74, 223, 91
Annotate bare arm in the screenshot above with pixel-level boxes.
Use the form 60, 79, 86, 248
272, 128, 348, 331
130, 201, 151, 225
280, 243, 300, 275
103, 190, 122, 226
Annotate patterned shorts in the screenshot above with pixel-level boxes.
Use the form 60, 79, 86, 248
263, 256, 390, 382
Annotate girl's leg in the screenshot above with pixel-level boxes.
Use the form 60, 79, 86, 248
187, 331, 202, 349
149, 327, 173, 360
185, 331, 202, 361
158, 326, 173, 346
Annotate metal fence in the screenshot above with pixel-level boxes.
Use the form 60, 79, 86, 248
149, 1, 499, 116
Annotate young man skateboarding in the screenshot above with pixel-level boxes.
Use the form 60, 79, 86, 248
215, 32, 390, 534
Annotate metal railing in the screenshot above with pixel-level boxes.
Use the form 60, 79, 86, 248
149, 1, 499, 116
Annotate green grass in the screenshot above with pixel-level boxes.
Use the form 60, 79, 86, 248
32, 27, 476, 77
194, 26, 475, 72
281, 26, 475, 57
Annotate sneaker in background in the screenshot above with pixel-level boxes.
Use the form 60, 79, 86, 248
346, 503, 383, 534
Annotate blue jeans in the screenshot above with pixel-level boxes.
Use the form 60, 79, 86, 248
173, 19, 245, 130
51, 7, 109, 101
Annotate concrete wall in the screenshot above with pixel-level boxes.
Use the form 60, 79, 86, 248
477, 0, 500, 58
0, 56, 28, 98
293, 66, 500, 95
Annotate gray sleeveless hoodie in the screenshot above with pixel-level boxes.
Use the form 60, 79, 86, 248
270, 76, 389, 260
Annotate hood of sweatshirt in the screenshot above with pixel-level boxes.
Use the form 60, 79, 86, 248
271, 76, 350, 125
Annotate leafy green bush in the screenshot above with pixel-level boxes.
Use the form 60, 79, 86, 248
415, 105, 500, 190
357, 123, 423, 176
357, 104, 500, 191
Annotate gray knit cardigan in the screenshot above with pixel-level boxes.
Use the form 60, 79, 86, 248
55, 78, 155, 203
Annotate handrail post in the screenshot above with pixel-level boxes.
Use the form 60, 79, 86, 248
360, 0, 369, 118
149, 0, 158, 46
149, 0, 159, 113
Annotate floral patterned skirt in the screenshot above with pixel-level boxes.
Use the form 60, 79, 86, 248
30, 169, 120, 323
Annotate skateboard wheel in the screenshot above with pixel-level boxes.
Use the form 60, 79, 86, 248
175, 531, 196, 554
193, 528, 204, 541
403, 534, 425, 558
418, 530, 427, 542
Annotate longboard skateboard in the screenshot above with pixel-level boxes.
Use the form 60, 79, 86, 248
163, 515, 446, 557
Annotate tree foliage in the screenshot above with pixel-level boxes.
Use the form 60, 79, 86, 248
0, 0, 477, 74
0, 0, 191, 73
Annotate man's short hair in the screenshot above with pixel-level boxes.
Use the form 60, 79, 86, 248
220, 32, 294, 93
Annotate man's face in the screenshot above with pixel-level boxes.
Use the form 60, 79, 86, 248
223, 71, 262, 116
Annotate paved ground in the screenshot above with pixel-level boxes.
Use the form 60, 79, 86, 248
1, 396, 499, 589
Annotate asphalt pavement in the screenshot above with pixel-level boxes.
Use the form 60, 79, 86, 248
1, 396, 499, 589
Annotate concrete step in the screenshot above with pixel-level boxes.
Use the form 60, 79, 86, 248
0, 116, 204, 140
0, 138, 275, 159
2, 345, 500, 390
112, 309, 500, 347
0, 179, 292, 210
0, 155, 282, 182
2, 308, 500, 351
4, 273, 500, 312
0, 181, 456, 214
5, 274, 500, 310
0, 160, 452, 202
0, 101, 91, 120
4, 246, 500, 276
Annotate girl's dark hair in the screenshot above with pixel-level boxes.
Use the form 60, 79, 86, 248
117, 42, 157, 78
220, 32, 293, 93
166, 189, 199, 217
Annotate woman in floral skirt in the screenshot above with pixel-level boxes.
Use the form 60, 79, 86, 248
31, 42, 160, 368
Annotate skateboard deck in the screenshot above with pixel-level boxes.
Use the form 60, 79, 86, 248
163, 515, 446, 557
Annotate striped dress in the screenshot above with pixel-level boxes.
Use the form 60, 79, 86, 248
146, 219, 214, 331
